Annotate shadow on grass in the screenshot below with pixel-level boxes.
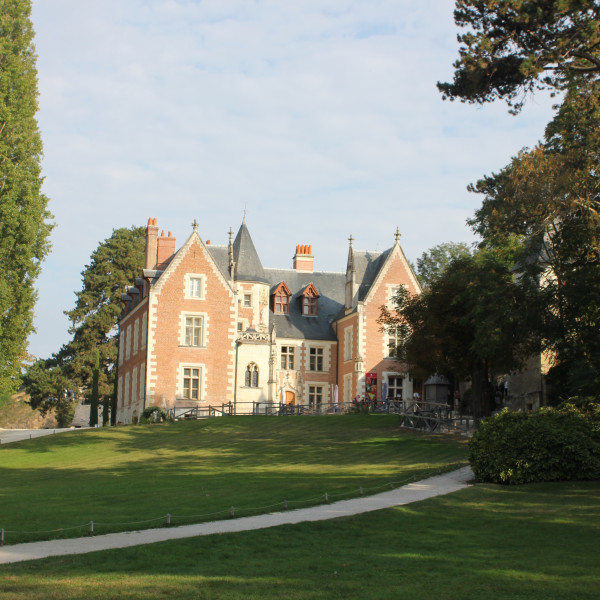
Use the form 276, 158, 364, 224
1, 482, 599, 600
0, 416, 467, 545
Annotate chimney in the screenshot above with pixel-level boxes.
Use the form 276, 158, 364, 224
145, 218, 159, 270
157, 230, 176, 270
293, 244, 314, 273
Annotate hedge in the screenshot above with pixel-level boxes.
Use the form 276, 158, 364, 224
468, 399, 600, 484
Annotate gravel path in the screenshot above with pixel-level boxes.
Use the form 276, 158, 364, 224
0, 428, 81, 445
0, 466, 472, 565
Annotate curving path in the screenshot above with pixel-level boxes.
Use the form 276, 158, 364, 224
0, 466, 472, 565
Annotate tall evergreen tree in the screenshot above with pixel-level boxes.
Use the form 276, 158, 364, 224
0, 0, 53, 395
24, 226, 145, 418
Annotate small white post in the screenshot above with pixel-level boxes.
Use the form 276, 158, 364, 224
325, 493, 328, 502
438, 467, 441, 474
360, 487, 363, 496
231, 506, 235, 517
390, 481, 394, 489
89, 521, 94, 537
284, 500, 287, 510
167, 513, 171, 526
1, 528, 4, 546
413, 475, 416, 482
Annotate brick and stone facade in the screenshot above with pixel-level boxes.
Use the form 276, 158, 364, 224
115, 219, 420, 422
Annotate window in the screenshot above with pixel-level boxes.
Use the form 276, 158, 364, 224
183, 368, 201, 399
237, 322, 243, 332
141, 312, 148, 347
309, 347, 323, 371
275, 294, 289, 314
344, 328, 352, 361
302, 296, 317, 315
387, 376, 403, 400
299, 283, 320, 316
126, 325, 132, 360
119, 331, 124, 365
387, 330, 401, 358
184, 316, 203, 346
281, 346, 295, 369
245, 363, 259, 387
189, 277, 202, 298
118, 377, 123, 408
133, 319, 139, 353
244, 294, 251, 307
132, 367, 138, 404
139, 364, 145, 400
124, 373, 130, 406
309, 386, 323, 406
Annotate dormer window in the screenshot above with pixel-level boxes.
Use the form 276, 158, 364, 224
300, 283, 320, 317
272, 282, 292, 314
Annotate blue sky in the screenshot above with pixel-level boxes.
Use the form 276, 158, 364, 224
29, 0, 557, 358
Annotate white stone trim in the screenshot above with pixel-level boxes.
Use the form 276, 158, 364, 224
178, 362, 207, 401
306, 343, 329, 373
304, 381, 329, 404
343, 373, 353, 403
133, 319, 140, 355
382, 370, 411, 401
344, 326, 353, 362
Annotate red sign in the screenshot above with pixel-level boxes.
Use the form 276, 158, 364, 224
366, 372, 377, 378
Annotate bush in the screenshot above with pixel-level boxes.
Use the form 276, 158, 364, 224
468, 399, 600, 484
141, 405, 169, 423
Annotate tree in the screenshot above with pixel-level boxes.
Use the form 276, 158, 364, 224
0, 0, 53, 395
379, 243, 540, 419
24, 226, 145, 419
468, 81, 600, 400
415, 242, 472, 288
438, 1, 600, 112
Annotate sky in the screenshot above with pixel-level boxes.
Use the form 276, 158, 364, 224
29, 0, 558, 358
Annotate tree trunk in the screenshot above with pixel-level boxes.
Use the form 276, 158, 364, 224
89, 349, 99, 427
102, 396, 109, 426
471, 358, 488, 422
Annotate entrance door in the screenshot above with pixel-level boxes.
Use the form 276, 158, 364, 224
285, 391, 295, 406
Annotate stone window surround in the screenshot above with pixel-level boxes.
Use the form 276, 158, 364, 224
307, 344, 328, 372
179, 311, 209, 348
133, 319, 139, 355
381, 370, 409, 401
278, 342, 301, 371
344, 326, 353, 363
184, 273, 207, 300
343, 373, 352, 403
178, 362, 207, 401
305, 381, 328, 404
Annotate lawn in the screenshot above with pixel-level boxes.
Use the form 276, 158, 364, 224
1, 480, 598, 599
0, 415, 466, 544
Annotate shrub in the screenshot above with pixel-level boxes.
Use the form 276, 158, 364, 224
468, 399, 600, 484
141, 405, 169, 423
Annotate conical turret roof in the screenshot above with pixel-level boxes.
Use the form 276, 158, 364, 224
232, 221, 269, 283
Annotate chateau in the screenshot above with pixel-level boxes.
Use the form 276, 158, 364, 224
115, 218, 421, 422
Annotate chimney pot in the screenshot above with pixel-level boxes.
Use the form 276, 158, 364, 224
293, 243, 314, 272
161, 230, 165, 237
308, 245, 312, 254
168, 231, 172, 237
157, 232, 177, 270
153, 218, 157, 226
206, 240, 211, 245
147, 218, 152, 225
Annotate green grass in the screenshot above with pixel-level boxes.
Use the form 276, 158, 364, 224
0, 415, 466, 544
1, 481, 599, 599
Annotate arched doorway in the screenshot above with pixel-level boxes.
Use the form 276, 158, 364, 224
285, 391, 295, 406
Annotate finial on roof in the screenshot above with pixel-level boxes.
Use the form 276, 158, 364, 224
192, 219, 199, 232
394, 228, 401, 243
348, 234, 354, 247
242, 203, 247, 224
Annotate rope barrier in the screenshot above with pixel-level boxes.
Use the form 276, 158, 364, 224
0, 461, 467, 543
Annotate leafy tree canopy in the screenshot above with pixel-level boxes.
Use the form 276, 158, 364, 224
438, 1, 600, 112
468, 81, 600, 400
380, 240, 539, 418
24, 226, 145, 417
0, 0, 53, 395
415, 242, 472, 288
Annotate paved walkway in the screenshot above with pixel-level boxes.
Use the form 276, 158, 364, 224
0, 466, 472, 565
0, 428, 81, 445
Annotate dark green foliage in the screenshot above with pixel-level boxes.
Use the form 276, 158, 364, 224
415, 241, 472, 288
89, 348, 99, 427
469, 400, 600, 483
0, 0, 54, 395
140, 405, 168, 422
379, 240, 540, 419
438, 1, 600, 112
24, 226, 145, 417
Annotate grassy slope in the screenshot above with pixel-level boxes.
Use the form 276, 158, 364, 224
0, 416, 466, 543
1, 481, 599, 600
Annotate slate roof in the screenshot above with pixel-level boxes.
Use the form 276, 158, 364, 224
264, 269, 345, 340
232, 222, 269, 284
354, 248, 392, 301
206, 245, 231, 281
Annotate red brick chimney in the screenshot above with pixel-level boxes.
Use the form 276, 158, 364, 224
293, 244, 314, 272
157, 230, 176, 270
145, 218, 159, 270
